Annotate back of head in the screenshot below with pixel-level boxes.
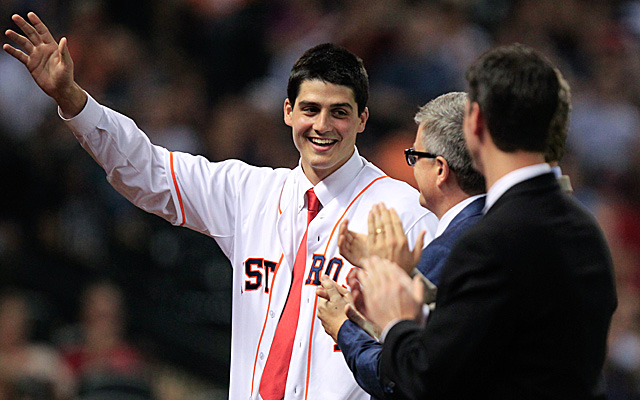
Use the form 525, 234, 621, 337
465, 43, 559, 153
287, 43, 369, 115
545, 68, 572, 163
415, 92, 486, 195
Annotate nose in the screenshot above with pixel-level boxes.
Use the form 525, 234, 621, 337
313, 110, 331, 133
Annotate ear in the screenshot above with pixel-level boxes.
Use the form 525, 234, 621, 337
435, 156, 449, 187
466, 102, 485, 142
284, 98, 293, 127
357, 107, 369, 133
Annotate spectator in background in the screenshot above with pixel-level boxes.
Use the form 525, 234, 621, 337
0, 288, 74, 400
58, 280, 146, 388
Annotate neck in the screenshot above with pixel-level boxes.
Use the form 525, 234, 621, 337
479, 148, 546, 191
432, 185, 471, 220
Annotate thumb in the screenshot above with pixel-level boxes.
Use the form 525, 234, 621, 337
335, 282, 350, 296
412, 230, 425, 265
321, 275, 340, 301
59, 37, 73, 67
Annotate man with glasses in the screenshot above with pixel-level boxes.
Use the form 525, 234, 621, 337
316, 91, 486, 399
346, 44, 616, 399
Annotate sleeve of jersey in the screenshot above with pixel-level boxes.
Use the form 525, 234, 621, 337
62, 94, 265, 256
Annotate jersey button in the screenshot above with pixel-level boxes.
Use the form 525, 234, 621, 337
259, 352, 264, 360
269, 310, 275, 318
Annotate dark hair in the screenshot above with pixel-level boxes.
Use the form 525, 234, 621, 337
287, 43, 369, 115
545, 67, 571, 163
465, 43, 559, 153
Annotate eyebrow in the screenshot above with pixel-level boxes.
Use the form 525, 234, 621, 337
297, 101, 354, 110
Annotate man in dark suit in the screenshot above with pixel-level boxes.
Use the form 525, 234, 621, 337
349, 44, 618, 399
316, 91, 486, 399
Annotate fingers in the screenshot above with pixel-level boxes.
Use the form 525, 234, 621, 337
387, 207, 404, 240
335, 282, 349, 296
369, 204, 404, 246
367, 208, 377, 247
9, 12, 55, 47
4, 29, 34, 53
379, 205, 395, 238
2, 42, 28, 65
11, 14, 41, 46
412, 230, 426, 267
320, 275, 342, 302
27, 12, 56, 44
316, 286, 329, 300
338, 219, 352, 255
338, 219, 348, 244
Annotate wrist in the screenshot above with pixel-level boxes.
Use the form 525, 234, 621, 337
56, 82, 87, 118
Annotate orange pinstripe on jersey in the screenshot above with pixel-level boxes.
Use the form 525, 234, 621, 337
303, 175, 388, 399
169, 152, 186, 227
251, 253, 285, 396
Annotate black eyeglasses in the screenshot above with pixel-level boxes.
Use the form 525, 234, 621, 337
404, 148, 438, 167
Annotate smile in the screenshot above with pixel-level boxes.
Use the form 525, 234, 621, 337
309, 137, 338, 146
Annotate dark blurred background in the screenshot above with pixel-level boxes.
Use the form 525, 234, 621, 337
1, 0, 639, 399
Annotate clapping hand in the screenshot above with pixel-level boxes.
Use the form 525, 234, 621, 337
338, 204, 425, 273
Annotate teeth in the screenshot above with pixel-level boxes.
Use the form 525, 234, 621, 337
310, 138, 336, 145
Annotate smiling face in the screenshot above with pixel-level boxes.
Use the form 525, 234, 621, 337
285, 79, 369, 184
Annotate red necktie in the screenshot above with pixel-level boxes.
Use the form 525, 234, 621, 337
259, 188, 320, 400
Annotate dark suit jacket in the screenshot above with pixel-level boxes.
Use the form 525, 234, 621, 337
378, 173, 617, 399
418, 196, 485, 286
337, 196, 486, 399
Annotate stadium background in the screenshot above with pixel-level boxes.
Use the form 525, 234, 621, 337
1, 0, 639, 399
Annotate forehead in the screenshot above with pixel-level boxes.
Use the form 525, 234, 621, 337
295, 79, 357, 107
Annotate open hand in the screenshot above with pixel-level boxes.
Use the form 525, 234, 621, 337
338, 218, 368, 267
366, 204, 425, 273
4, 12, 85, 116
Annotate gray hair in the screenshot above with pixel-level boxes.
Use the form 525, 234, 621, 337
414, 92, 485, 195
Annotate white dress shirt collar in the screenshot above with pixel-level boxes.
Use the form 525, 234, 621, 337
295, 148, 364, 209
550, 165, 562, 178
435, 194, 486, 237
483, 163, 551, 213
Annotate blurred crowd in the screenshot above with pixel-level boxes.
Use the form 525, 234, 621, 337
0, 0, 639, 399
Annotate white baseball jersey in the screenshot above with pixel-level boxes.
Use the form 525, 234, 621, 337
63, 94, 438, 400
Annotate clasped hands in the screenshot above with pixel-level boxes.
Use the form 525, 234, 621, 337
316, 204, 426, 342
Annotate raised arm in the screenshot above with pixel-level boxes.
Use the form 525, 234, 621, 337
3, 12, 86, 117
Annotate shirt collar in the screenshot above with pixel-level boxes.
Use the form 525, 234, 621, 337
295, 148, 365, 209
550, 165, 562, 178
483, 163, 551, 213
435, 194, 485, 237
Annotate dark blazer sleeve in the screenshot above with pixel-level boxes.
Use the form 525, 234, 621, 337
377, 176, 616, 400
337, 320, 387, 400
379, 226, 513, 399
416, 239, 450, 287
